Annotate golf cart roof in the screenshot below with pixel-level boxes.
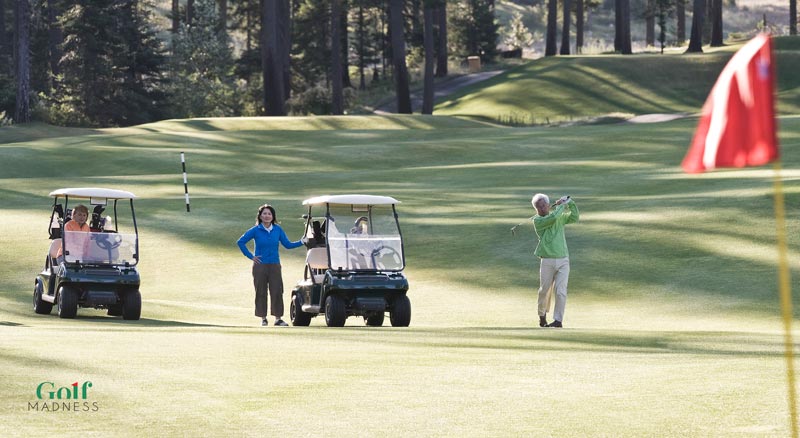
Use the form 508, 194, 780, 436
302, 194, 400, 206
49, 188, 137, 200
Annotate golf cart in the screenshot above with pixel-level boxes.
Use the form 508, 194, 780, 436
290, 195, 411, 327
33, 188, 141, 320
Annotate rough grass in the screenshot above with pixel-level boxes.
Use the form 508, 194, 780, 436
2, 114, 800, 436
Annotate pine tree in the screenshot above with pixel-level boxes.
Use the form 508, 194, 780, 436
169, 0, 240, 118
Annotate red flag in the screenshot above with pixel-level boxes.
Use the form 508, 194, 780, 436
682, 34, 779, 173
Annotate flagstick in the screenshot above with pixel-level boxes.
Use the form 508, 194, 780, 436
773, 160, 798, 438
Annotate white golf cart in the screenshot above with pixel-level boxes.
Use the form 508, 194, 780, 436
33, 188, 142, 319
290, 195, 411, 327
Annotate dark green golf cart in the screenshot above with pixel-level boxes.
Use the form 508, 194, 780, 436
290, 195, 411, 327
33, 188, 142, 320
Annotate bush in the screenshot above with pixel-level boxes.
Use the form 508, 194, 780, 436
286, 85, 356, 115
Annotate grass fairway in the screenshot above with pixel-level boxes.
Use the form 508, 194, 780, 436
2, 114, 800, 436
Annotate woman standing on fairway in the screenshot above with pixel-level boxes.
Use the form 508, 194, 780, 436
237, 204, 305, 327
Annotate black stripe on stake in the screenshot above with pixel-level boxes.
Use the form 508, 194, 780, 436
181, 152, 190, 212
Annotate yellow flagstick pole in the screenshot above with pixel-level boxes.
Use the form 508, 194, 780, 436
773, 160, 798, 438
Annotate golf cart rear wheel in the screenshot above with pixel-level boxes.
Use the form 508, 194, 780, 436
390, 295, 411, 327
122, 290, 141, 320
33, 280, 53, 315
365, 312, 385, 327
57, 286, 79, 319
290, 294, 312, 326
324, 295, 346, 327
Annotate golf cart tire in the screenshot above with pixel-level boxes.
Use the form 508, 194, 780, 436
390, 295, 411, 327
365, 312, 385, 327
33, 280, 53, 315
122, 290, 141, 320
325, 295, 346, 327
57, 286, 79, 319
290, 294, 312, 326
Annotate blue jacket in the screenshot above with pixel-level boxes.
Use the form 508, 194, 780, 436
237, 223, 303, 264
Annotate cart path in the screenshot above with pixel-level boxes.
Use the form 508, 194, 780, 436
371, 70, 505, 114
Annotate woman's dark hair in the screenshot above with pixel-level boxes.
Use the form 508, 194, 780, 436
256, 204, 277, 225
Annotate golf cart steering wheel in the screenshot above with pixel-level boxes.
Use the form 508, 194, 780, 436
94, 233, 123, 250
371, 246, 402, 270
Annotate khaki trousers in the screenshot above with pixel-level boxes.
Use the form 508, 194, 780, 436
252, 263, 284, 318
538, 257, 570, 322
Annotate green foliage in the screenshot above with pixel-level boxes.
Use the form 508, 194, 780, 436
449, 0, 499, 62
292, 0, 332, 91
168, 0, 241, 118
49, 0, 168, 127
502, 11, 534, 50
286, 83, 356, 114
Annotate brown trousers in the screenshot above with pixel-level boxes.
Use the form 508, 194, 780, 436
252, 263, 284, 318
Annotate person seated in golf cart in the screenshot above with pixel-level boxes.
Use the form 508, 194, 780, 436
55, 204, 91, 261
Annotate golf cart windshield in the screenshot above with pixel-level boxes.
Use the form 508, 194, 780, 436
327, 204, 404, 271
63, 231, 138, 265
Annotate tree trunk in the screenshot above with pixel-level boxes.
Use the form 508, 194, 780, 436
791, 0, 797, 35
0, 0, 6, 63
676, 0, 685, 43
710, 0, 723, 46
357, 5, 366, 89
262, 0, 286, 115
14, 0, 31, 123
389, 0, 411, 113
545, 0, 557, 56
645, 0, 655, 46
618, 0, 632, 54
47, 0, 62, 78
614, 0, 621, 51
279, 0, 290, 101
435, 3, 447, 77
686, 0, 704, 53
219, 0, 228, 33
576, 0, 584, 54
702, 0, 712, 44
331, 0, 343, 115
340, 1, 351, 89
187, 0, 195, 26
560, 0, 571, 54
172, 0, 179, 33
422, 5, 434, 115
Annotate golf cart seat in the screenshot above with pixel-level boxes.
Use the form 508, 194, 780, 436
304, 247, 328, 284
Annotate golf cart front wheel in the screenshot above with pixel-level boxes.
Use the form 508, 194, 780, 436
57, 286, 79, 319
390, 295, 411, 327
122, 290, 141, 320
33, 280, 53, 315
290, 294, 312, 326
325, 295, 346, 327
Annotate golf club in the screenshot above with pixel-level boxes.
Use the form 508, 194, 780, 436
511, 196, 570, 236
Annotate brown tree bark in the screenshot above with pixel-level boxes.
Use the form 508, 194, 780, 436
14, 0, 31, 123
686, 0, 704, 52
560, 0, 571, 54
331, 0, 343, 115
422, 5, 434, 114
435, 3, 448, 77
389, 0, 411, 113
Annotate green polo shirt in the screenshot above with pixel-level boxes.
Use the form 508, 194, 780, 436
533, 199, 579, 258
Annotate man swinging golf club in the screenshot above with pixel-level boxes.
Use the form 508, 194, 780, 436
531, 194, 579, 328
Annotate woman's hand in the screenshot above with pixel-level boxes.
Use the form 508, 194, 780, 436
252, 255, 262, 264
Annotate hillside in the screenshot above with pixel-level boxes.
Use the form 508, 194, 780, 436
435, 36, 800, 125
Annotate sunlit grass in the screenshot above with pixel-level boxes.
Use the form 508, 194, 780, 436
2, 115, 800, 436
